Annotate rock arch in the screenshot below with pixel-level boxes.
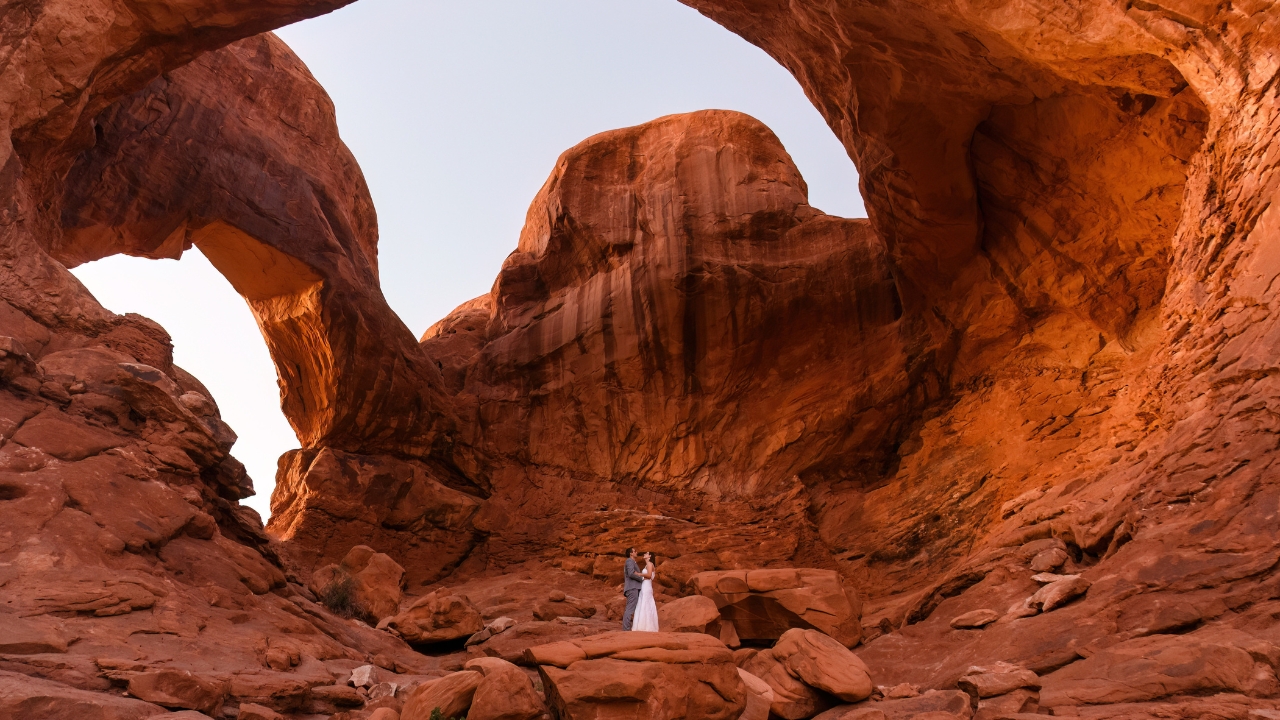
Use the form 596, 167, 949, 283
58, 34, 459, 462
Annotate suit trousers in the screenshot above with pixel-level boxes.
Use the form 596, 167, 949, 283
621, 589, 640, 631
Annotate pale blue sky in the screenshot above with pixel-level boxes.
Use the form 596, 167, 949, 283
72, 0, 863, 519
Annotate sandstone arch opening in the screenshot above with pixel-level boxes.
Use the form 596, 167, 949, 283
6, 0, 1279, 715
56, 3, 1214, 587
64, 4, 870, 527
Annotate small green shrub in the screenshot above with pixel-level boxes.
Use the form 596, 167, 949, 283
428, 709, 466, 720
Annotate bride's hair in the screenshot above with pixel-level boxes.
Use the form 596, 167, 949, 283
645, 552, 657, 565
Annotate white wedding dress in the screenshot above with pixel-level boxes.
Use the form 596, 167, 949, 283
632, 572, 660, 632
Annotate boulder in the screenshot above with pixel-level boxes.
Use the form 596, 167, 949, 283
738, 668, 776, 720
349, 664, 381, 688
773, 629, 874, 702
400, 670, 483, 720
530, 632, 745, 719
958, 664, 1040, 699
227, 670, 319, 709
949, 610, 999, 630
465, 657, 545, 720
466, 615, 517, 648
1029, 549, 1068, 573
974, 688, 1039, 719
742, 628, 873, 719
743, 648, 831, 720
311, 545, 405, 622
125, 669, 227, 714
880, 683, 919, 699
690, 569, 861, 647
346, 547, 406, 621
1028, 576, 1090, 613
310, 683, 364, 708
813, 710, 887, 720
0, 337, 37, 381
236, 703, 285, 720
657, 594, 723, 635
532, 593, 596, 621
383, 592, 484, 645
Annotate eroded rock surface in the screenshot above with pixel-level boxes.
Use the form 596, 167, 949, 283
5, 0, 1280, 717
0, 3, 475, 717
529, 632, 746, 720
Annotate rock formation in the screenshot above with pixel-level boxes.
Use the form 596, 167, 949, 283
4, 0, 1280, 717
0, 2, 476, 718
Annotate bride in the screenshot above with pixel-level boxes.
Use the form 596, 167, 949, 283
631, 551, 660, 632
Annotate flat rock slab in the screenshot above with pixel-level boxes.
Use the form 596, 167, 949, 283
689, 569, 862, 647
0, 669, 165, 720
0, 615, 70, 654
1039, 628, 1275, 707
528, 631, 744, 720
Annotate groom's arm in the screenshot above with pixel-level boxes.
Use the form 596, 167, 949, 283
625, 559, 643, 582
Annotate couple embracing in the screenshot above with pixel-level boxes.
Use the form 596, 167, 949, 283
621, 547, 659, 632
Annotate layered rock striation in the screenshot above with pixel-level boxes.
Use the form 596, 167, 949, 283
4, 0, 1280, 718
0, 2, 474, 717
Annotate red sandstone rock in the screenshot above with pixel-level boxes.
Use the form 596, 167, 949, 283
958, 664, 1040, 699
949, 610, 999, 630
310, 545, 405, 622
744, 647, 832, 720
0, 616, 71, 654
532, 593, 597, 622
0, 670, 165, 719
468, 618, 619, 666
773, 629, 874, 702
821, 691, 975, 720
974, 688, 1040, 720
464, 657, 546, 720
384, 592, 486, 646
657, 594, 723, 636
1038, 628, 1278, 708
236, 703, 286, 720
59, 32, 458, 463
272, 448, 482, 588
5, 0, 1280, 716
400, 671, 483, 720
531, 633, 745, 719
743, 628, 873, 718
690, 569, 861, 647
739, 667, 777, 720
125, 669, 227, 714
420, 108, 906, 573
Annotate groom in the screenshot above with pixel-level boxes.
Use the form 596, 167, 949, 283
621, 547, 645, 631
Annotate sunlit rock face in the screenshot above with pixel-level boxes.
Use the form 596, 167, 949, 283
426, 109, 911, 499
663, 0, 1280, 704
0, 2, 456, 716
59, 33, 458, 464
4, 0, 1280, 715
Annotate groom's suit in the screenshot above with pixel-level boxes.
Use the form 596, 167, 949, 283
621, 557, 644, 631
